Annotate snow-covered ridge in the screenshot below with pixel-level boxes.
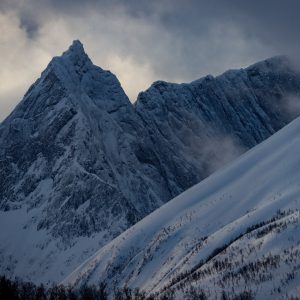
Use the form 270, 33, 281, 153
1, 40, 300, 285
134, 54, 300, 198
63, 113, 300, 299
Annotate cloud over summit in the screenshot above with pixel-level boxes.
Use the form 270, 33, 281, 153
1, 0, 300, 121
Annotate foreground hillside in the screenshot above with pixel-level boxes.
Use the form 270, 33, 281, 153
64, 113, 300, 299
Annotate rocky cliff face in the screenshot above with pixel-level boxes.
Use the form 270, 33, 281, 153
0, 41, 300, 283
135, 56, 300, 197
0, 41, 169, 243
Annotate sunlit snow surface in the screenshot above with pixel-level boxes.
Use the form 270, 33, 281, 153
63, 116, 300, 299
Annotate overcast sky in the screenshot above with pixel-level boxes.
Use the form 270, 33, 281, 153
1, 0, 300, 121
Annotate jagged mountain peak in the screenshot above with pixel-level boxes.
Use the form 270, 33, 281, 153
44, 41, 96, 90
56, 39, 93, 71
0, 39, 166, 253
66, 40, 85, 54
2, 41, 133, 124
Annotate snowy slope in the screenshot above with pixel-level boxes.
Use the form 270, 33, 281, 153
166, 210, 300, 300
63, 115, 300, 299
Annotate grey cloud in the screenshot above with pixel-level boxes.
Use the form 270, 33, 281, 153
1, 0, 300, 121
5, 1, 300, 73
282, 95, 300, 120
19, 14, 39, 39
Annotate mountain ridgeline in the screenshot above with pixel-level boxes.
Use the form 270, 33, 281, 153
0, 40, 300, 283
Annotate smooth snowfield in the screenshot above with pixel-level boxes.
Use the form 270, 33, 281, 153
63, 115, 300, 298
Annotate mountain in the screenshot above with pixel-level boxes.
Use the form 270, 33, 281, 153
63, 112, 300, 300
1, 40, 300, 284
0, 41, 169, 282
135, 56, 300, 197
